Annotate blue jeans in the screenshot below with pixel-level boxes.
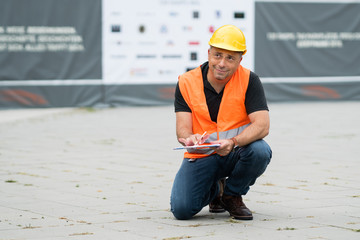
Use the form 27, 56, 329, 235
170, 139, 272, 220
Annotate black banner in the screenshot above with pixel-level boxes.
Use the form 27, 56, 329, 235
0, 0, 102, 80
255, 2, 360, 78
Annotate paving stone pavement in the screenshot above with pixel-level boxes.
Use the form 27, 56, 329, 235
0, 102, 359, 240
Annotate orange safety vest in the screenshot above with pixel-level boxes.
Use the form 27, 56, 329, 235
178, 64, 251, 159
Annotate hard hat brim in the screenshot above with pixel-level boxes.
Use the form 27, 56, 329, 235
209, 42, 247, 55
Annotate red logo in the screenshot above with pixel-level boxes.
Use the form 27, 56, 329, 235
188, 41, 200, 45
209, 26, 215, 33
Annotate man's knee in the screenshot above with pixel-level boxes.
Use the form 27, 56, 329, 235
248, 140, 272, 163
170, 201, 196, 220
240, 140, 271, 178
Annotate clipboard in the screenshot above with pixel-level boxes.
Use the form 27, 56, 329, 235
173, 144, 220, 150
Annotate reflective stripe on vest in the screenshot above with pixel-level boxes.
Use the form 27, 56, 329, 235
178, 64, 251, 159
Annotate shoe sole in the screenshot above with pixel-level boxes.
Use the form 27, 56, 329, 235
230, 214, 253, 220
209, 209, 226, 213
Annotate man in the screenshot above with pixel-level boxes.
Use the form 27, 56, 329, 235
170, 25, 272, 220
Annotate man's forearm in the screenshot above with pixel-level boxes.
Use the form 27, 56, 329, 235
232, 123, 269, 147
176, 112, 194, 144
176, 128, 193, 143
232, 111, 270, 147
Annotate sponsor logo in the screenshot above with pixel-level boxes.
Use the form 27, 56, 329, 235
159, 69, 175, 75
111, 11, 122, 16
188, 41, 200, 45
190, 52, 197, 61
169, 12, 179, 17
160, 25, 168, 33
114, 41, 131, 45
193, 11, 199, 18
209, 25, 215, 33
139, 25, 146, 33
136, 54, 156, 59
111, 25, 121, 33
110, 54, 127, 59
183, 26, 193, 32
234, 12, 245, 19
162, 54, 182, 59
130, 68, 148, 76
166, 40, 175, 46
215, 10, 221, 19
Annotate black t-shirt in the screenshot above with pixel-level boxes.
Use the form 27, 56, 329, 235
174, 62, 268, 123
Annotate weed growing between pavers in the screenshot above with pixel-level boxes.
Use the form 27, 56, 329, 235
226, 218, 242, 224
69, 232, 94, 236
163, 236, 192, 240
5, 179, 17, 183
277, 227, 297, 231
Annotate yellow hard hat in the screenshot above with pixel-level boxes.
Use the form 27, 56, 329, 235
208, 25, 247, 55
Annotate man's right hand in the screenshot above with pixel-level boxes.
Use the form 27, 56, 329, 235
178, 133, 209, 146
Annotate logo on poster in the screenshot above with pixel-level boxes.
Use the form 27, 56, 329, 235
139, 25, 146, 33
160, 25, 168, 33
209, 25, 215, 33
130, 68, 148, 76
111, 25, 121, 33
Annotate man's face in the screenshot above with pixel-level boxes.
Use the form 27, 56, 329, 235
207, 46, 242, 83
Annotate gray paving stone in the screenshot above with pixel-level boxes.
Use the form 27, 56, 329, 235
0, 103, 359, 239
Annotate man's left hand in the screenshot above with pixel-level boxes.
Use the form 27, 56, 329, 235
210, 139, 234, 156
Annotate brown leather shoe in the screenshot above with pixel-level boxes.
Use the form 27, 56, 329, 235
221, 194, 253, 220
209, 178, 226, 213
209, 196, 226, 213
